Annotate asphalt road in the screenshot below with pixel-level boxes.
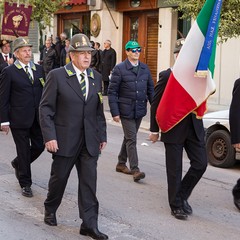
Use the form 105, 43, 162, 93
0, 100, 240, 240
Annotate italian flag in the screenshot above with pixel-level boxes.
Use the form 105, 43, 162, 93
156, 0, 223, 133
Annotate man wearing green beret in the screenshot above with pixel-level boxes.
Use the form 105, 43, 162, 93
108, 40, 154, 182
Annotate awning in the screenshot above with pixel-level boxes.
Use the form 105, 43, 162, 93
67, 0, 86, 5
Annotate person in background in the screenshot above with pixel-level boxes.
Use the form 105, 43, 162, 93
149, 38, 208, 220
90, 40, 101, 72
229, 78, 240, 211
39, 33, 108, 240
39, 39, 57, 76
60, 38, 71, 66
94, 42, 102, 73
101, 39, 116, 95
108, 40, 154, 182
55, 32, 67, 68
0, 37, 45, 198
0, 39, 14, 73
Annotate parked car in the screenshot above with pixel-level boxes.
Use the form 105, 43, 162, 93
203, 109, 240, 168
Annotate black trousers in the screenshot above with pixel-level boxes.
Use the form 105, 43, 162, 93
103, 81, 109, 95
164, 128, 207, 210
11, 116, 44, 188
44, 144, 99, 229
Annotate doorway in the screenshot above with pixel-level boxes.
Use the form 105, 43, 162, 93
123, 11, 159, 84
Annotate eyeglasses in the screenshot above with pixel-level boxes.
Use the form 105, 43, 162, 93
128, 48, 141, 53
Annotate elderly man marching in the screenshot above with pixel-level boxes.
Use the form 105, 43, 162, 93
39, 33, 108, 240
0, 38, 45, 197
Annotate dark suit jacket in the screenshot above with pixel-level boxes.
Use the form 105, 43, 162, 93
39, 62, 107, 158
229, 78, 240, 144
40, 47, 56, 75
150, 68, 205, 144
101, 47, 116, 82
0, 53, 14, 73
0, 60, 45, 128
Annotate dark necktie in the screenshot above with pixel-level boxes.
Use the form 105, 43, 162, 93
4, 55, 8, 62
80, 73, 86, 98
25, 66, 34, 84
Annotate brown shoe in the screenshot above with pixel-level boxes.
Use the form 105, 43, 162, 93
116, 164, 132, 174
133, 171, 145, 182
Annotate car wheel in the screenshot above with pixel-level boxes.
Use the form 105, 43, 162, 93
206, 129, 236, 168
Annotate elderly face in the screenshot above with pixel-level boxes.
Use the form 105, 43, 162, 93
70, 51, 92, 71
14, 46, 32, 65
45, 40, 51, 48
1, 43, 11, 54
103, 41, 111, 49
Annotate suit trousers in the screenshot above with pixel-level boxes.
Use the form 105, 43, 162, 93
11, 115, 44, 188
44, 143, 99, 229
164, 127, 207, 210
103, 81, 109, 95
118, 117, 142, 171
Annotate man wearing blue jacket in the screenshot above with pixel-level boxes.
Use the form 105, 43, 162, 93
108, 40, 154, 182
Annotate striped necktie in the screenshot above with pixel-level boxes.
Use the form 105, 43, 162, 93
80, 72, 86, 98
25, 65, 34, 84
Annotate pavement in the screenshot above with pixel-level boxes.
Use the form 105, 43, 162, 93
0, 96, 231, 240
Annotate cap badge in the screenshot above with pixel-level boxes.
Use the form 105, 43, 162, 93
82, 36, 87, 46
23, 39, 28, 44
75, 41, 81, 48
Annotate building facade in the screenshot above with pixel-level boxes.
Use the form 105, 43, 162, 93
40, 0, 240, 109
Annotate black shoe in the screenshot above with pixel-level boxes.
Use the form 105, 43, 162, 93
11, 160, 19, 180
22, 186, 33, 197
44, 211, 57, 226
80, 227, 108, 240
171, 209, 188, 220
182, 200, 193, 215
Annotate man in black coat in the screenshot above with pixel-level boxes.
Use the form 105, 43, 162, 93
149, 38, 207, 220
0, 39, 14, 73
0, 38, 45, 198
108, 40, 154, 182
229, 78, 240, 211
101, 39, 116, 95
39, 39, 57, 76
39, 33, 108, 240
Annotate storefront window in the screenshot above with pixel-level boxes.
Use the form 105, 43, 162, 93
62, 13, 90, 39
130, 17, 139, 41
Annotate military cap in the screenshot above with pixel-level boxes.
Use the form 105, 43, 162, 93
125, 40, 141, 50
0, 39, 12, 48
69, 33, 94, 52
13, 37, 32, 52
173, 38, 185, 54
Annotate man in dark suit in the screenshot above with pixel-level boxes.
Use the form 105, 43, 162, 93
0, 38, 45, 198
0, 39, 14, 73
101, 39, 116, 95
39, 38, 57, 76
149, 38, 207, 220
229, 78, 240, 211
39, 33, 108, 240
